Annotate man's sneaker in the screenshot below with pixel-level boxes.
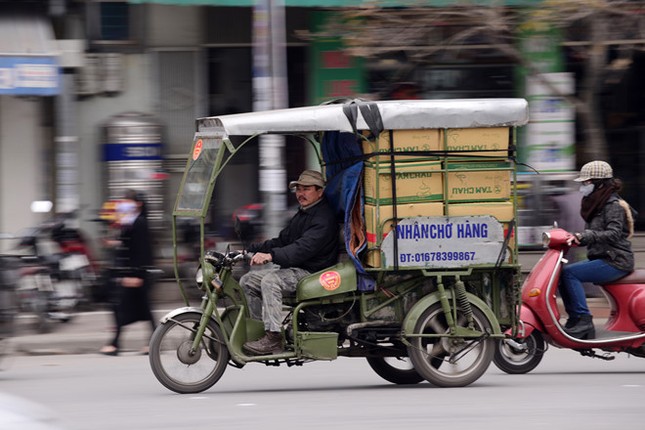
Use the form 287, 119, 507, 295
243, 331, 284, 355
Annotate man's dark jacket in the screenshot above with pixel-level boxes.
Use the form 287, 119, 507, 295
249, 197, 338, 273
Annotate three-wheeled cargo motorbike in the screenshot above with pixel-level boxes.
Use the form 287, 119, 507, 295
148, 98, 529, 393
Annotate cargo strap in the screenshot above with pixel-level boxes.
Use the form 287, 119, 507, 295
387, 129, 400, 270
342, 100, 384, 139
495, 219, 516, 269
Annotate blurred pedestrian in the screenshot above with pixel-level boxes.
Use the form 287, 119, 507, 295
561, 161, 635, 339
100, 190, 156, 356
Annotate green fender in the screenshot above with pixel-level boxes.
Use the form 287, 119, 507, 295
402, 290, 501, 337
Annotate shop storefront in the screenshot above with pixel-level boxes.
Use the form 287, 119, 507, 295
0, 14, 60, 241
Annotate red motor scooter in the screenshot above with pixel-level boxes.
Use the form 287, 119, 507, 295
494, 227, 645, 374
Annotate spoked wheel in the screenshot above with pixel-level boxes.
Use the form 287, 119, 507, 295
493, 331, 545, 374
149, 312, 230, 394
407, 303, 495, 387
366, 356, 424, 385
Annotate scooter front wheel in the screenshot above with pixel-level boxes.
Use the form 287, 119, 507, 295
493, 331, 545, 374
149, 312, 230, 394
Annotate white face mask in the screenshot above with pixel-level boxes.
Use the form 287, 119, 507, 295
117, 200, 138, 226
579, 183, 595, 197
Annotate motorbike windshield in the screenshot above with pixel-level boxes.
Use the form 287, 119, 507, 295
175, 133, 223, 214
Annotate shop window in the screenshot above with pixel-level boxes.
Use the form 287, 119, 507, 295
87, 1, 142, 52
100, 2, 129, 40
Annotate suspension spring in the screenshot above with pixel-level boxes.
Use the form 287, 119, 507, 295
454, 276, 474, 328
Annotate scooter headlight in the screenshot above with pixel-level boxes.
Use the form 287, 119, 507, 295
542, 231, 551, 248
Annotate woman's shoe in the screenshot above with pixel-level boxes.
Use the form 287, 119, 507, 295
564, 316, 579, 329
100, 345, 119, 356
564, 314, 595, 339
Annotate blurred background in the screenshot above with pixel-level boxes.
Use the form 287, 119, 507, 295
1, 0, 644, 263
1, 4, 644, 426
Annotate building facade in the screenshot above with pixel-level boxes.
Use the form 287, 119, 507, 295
2, 0, 644, 252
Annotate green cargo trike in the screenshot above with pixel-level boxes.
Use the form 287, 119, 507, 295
148, 98, 529, 393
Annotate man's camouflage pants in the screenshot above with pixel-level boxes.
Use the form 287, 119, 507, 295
239, 266, 311, 332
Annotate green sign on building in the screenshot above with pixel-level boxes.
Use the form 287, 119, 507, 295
309, 11, 366, 104
517, 23, 575, 173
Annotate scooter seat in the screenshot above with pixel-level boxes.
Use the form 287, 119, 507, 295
608, 269, 645, 284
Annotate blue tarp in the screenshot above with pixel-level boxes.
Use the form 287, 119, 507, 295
321, 131, 375, 291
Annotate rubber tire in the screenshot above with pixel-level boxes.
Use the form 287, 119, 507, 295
493, 331, 545, 374
149, 312, 229, 394
366, 356, 425, 385
407, 303, 495, 387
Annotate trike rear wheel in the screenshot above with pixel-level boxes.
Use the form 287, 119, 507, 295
149, 312, 229, 394
366, 357, 424, 385
407, 303, 494, 387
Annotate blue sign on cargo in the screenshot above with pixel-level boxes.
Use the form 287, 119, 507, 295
381, 215, 505, 268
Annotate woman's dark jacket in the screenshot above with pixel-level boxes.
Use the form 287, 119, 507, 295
249, 197, 339, 273
118, 214, 154, 278
578, 194, 634, 272
114, 213, 154, 326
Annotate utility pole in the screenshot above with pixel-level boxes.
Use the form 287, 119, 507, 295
253, 0, 289, 238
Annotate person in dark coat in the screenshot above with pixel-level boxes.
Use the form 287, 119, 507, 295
241, 170, 339, 355
561, 161, 635, 339
100, 190, 156, 356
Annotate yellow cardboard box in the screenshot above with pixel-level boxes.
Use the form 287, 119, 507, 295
441, 127, 509, 158
364, 202, 444, 267
362, 129, 441, 162
445, 201, 514, 221
445, 161, 511, 202
364, 160, 443, 204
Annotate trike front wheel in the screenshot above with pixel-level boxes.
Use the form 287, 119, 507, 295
407, 303, 494, 387
149, 312, 230, 394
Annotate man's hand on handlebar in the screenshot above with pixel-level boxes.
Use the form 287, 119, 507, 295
250, 252, 272, 266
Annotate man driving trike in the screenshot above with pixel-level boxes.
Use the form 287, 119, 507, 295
241, 169, 339, 355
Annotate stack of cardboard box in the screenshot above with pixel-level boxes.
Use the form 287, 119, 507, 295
361, 127, 515, 267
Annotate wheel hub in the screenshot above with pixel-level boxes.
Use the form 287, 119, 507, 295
176, 340, 202, 365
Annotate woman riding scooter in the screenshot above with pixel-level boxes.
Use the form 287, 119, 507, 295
562, 160, 636, 339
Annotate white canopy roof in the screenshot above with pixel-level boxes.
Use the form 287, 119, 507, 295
197, 98, 529, 136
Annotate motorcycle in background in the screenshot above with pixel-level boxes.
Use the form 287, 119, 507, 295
10, 206, 102, 332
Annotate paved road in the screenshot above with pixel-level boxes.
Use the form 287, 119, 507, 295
1, 347, 643, 430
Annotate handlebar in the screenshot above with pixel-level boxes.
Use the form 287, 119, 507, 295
204, 249, 248, 268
